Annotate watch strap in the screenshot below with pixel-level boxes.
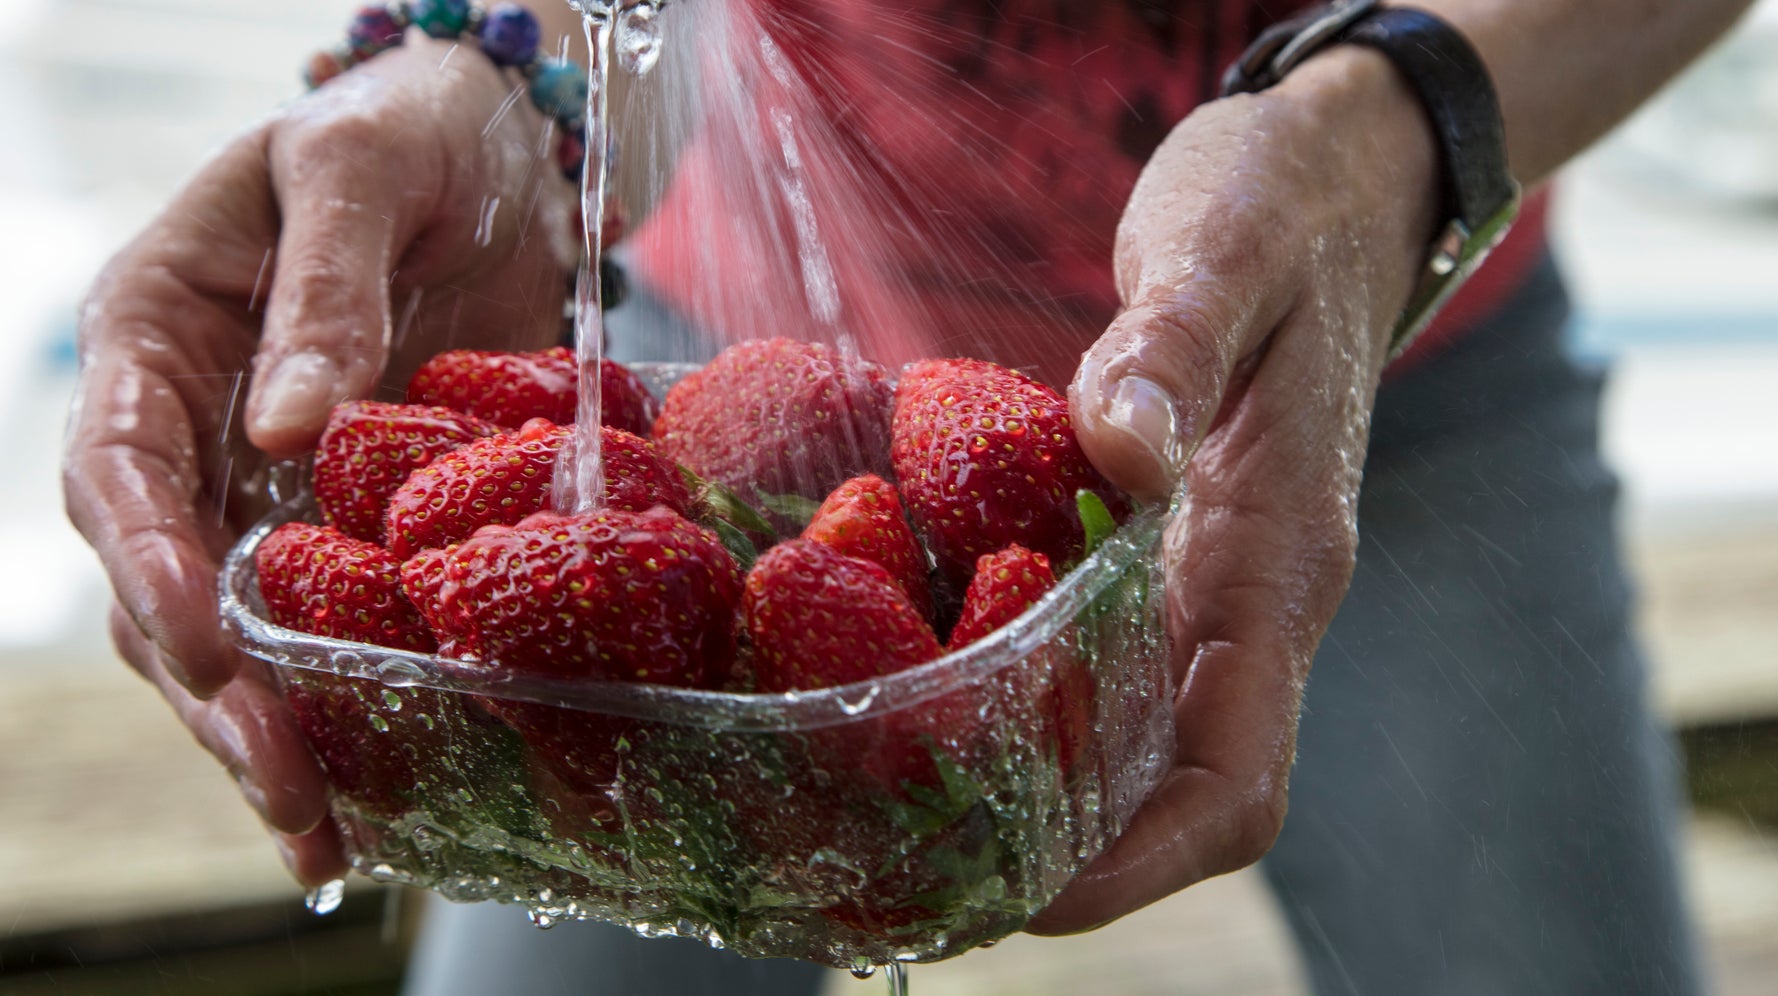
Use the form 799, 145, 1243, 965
1222, 1, 1521, 356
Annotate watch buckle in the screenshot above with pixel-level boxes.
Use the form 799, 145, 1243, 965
1387, 183, 1522, 357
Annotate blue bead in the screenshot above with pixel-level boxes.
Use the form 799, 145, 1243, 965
410, 0, 470, 39
478, 4, 541, 67
530, 60, 589, 120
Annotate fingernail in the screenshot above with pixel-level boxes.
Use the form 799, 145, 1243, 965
1108, 375, 1185, 478
253, 353, 345, 433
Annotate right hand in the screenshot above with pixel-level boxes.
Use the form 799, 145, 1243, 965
63, 37, 579, 885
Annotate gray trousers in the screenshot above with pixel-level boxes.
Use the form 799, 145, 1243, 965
402, 257, 1700, 995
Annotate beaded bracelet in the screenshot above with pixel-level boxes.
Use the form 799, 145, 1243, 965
305, 1, 591, 183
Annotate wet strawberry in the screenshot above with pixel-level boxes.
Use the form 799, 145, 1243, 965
745, 539, 940, 693
405, 507, 741, 835
947, 545, 1089, 777
404, 506, 741, 684
406, 346, 660, 435
652, 338, 894, 503
255, 522, 440, 817
800, 474, 932, 619
312, 401, 498, 544
947, 544, 1056, 651
892, 357, 1123, 586
743, 539, 974, 804
384, 419, 692, 558
256, 522, 436, 652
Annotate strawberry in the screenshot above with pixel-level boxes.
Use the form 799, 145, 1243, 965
406, 346, 660, 435
652, 338, 894, 504
312, 401, 498, 544
946, 544, 1056, 651
744, 539, 940, 693
743, 539, 972, 802
402, 507, 741, 837
892, 357, 1123, 585
947, 544, 1089, 778
800, 474, 932, 619
256, 522, 436, 652
402, 506, 741, 684
255, 522, 441, 817
384, 419, 692, 558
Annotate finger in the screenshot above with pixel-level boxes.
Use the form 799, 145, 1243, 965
65, 345, 244, 695
249, 107, 424, 455
276, 820, 351, 889
1032, 292, 1375, 933
110, 605, 332, 837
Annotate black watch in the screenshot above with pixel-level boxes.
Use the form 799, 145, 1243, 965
1222, 0, 1521, 357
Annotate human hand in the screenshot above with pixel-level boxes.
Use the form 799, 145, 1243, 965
63, 37, 577, 886
1030, 48, 1444, 932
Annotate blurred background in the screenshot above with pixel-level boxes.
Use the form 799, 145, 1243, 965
2, 1, 1774, 993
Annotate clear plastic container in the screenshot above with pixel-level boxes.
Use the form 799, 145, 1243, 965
217, 366, 1175, 968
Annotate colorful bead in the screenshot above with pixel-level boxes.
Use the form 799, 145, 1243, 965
529, 60, 589, 120
304, 48, 353, 89
478, 3, 542, 67
347, 6, 405, 58
409, 0, 470, 39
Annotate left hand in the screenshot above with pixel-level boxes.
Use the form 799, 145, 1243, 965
1030, 47, 1443, 933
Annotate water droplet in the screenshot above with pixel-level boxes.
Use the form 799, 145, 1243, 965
381, 689, 403, 711
850, 967, 876, 980
368, 714, 390, 733
375, 659, 427, 686
529, 910, 557, 929
329, 650, 366, 675
615, 2, 664, 75
837, 685, 879, 716
305, 879, 345, 915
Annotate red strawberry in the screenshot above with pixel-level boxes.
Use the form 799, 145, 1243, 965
800, 474, 932, 619
256, 522, 436, 652
947, 544, 1056, 651
406, 346, 660, 435
892, 357, 1123, 585
403, 506, 741, 684
745, 539, 940, 693
255, 522, 441, 817
403, 507, 741, 836
652, 338, 894, 503
384, 420, 692, 558
946, 545, 1089, 778
312, 401, 498, 544
744, 539, 970, 800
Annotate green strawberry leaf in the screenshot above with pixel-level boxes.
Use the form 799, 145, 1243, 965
757, 491, 822, 530
711, 518, 759, 572
693, 476, 775, 537
1077, 489, 1117, 560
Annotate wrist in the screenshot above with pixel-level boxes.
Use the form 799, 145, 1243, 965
1274, 45, 1444, 293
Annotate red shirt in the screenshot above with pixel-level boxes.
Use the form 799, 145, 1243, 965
631, 0, 1545, 376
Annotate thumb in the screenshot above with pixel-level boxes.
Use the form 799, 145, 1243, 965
1068, 283, 1284, 501
247, 116, 422, 455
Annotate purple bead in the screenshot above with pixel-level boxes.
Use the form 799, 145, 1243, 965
478, 4, 542, 67
347, 6, 405, 58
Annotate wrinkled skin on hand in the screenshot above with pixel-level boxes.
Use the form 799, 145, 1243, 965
1034, 48, 1440, 933
63, 39, 576, 884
